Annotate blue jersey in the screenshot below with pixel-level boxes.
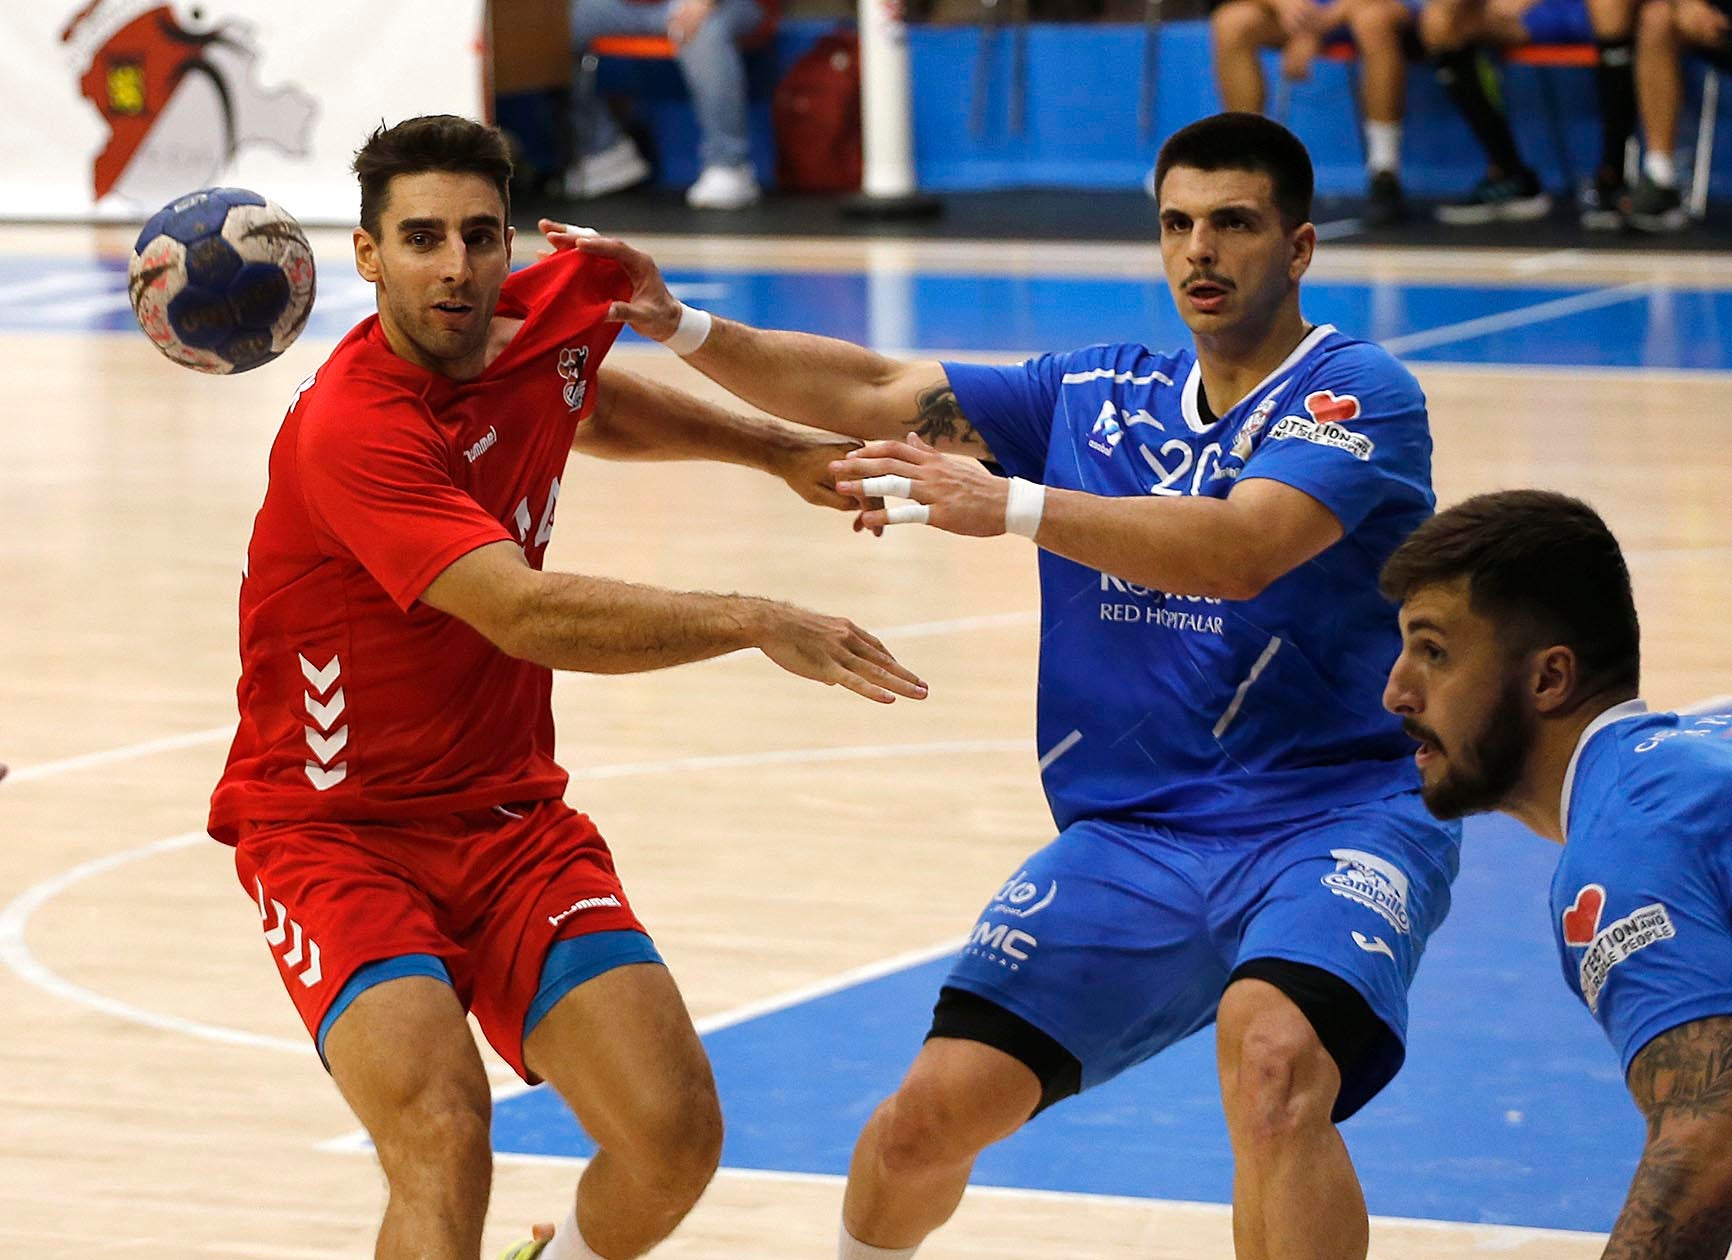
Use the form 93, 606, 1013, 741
943, 325, 1435, 832
1553, 700, 1732, 1073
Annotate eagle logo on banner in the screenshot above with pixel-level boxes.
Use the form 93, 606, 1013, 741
60, 0, 317, 204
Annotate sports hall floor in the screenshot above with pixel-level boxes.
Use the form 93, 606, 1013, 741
3, 193, 1731, 1259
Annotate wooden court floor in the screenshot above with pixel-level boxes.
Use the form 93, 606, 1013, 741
3, 226, 1729, 1259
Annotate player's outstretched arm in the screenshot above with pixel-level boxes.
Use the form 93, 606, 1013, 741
831, 438, 1343, 599
421, 540, 928, 704
539, 220, 997, 461
576, 365, 859, 510
1603, 1017, 1732, 1259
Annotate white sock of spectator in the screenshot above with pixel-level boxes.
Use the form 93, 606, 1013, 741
1643, 149, 1677, 189
1364, 121, 1402, 176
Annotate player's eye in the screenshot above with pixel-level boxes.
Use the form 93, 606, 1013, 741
1421, 641, 1445, 663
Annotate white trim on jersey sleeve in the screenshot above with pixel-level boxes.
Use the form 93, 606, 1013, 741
1559, 698, 1652, 838
1179, 323, 1337, 434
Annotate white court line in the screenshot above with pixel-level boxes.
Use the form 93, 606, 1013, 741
1509, 248, 1587, 276
1382, 282, 1652, 356
0, 739, 1020, 1063
0, 270, 119, 305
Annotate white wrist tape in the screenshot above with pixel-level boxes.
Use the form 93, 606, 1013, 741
661, 303, 713, 356
1004, 477, 1045, 538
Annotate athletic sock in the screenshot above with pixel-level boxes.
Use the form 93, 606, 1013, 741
1644, 149, 1678, 188
838, 1222, 920, 1260
1364, 120, 1402, 176
1595, 38, 1637, 175
543, 1207, 604, 1260
1433, 47, 1524, 174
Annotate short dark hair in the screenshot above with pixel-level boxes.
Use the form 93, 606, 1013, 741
1154, 112, 1314, 229
1379, 490, 1641, 699
353, 115, 513, 238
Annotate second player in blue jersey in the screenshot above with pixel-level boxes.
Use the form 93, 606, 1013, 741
548, 112, 1462, 1260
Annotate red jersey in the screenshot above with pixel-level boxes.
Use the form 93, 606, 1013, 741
208, 249, 631, 843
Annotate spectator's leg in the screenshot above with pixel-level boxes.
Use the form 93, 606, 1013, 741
1211, 0, 1286, 113
675, 0, 759, 171
1426, 0, 1551, 220
567, 0, 668, 159
1589, 0, 1640, 181
1627, 0, 1688, 228
1348, 0, 1411, 224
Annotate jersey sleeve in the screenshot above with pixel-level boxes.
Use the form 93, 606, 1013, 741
297, 380, 512, 612
1563, 767, 1732, 1077
1235, 343, 1432, 533
939, 354, 1068, 482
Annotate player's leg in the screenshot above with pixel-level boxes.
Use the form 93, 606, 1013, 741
840, 820, 1224, 1257
234, 820, 481, 1260
1211, 0, 1288, 113
525, 962, 722, 1258
463, 802, 716, 1260
1214, 795, 1460, 1260
325, 976, 495, 1260
1346, 0, 1414, 225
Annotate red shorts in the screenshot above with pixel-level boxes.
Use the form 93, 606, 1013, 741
233, 798, 647, 1077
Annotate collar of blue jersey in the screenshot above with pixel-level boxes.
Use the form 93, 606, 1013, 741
1559, 697, 1651, 838
1179, 323, 1338, 434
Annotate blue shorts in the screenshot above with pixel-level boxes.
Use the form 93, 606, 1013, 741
1520, 0, 1594, 45
943, 791, 1460, 1120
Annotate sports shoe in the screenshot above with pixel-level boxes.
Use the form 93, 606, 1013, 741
562, 137, 651, 200
1627, 176, 1688, 233
1579, 167, 1628, 230
1435, 168, 1552, 225
685, 163, 761, 210
498, 1240, 547, 1260
1363, 170, 1408, 229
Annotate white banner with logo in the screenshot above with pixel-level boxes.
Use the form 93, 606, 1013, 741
0, 0, 489, 226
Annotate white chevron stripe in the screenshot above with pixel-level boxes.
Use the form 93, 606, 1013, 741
305, 762, 347, 791
283, 919, 304, 968
298, 653, 341, 695
305, 725, 348, 765
253, 876, 269, 922
262, 899, 289, 947
304, 688, 345, 731
299, 940, 322, 987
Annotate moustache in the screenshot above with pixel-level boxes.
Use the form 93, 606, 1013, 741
1402, 719, 1445, 753
1183, 273, 1234, 291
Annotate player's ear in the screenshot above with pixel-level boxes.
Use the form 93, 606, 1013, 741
354, 227, 381, 284
504, 223, 516, 263
1290, 221, 1316, 281
1529, 644, 1580, 716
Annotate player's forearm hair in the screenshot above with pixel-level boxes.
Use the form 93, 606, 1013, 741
576, 365, 840, 470
682, 320, 993, 456
1603, 1017, 1732, 1260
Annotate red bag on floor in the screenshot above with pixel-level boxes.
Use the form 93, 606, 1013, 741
772, 32, 863, 194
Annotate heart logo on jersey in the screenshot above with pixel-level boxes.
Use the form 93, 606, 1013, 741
1562, 884, 1607, 947
1304, 390, 1362, 425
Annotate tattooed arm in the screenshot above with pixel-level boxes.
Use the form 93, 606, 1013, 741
1603, 1016, 1732, 1259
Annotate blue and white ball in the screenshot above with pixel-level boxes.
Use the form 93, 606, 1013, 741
128, 187, 316, 374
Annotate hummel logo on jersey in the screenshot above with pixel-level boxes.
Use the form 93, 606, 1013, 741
464, 426, 499, 464
558, 345, 591, 411
1352, 931, 1395, 960
255, 876, 323, 987
548, 893, 622, 928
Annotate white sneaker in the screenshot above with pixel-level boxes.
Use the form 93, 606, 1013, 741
562, 137, 650, 200
685, 163, 760, 210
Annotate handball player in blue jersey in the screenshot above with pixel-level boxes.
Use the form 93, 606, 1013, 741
547, 112, 1461, 1260
1382, 490, 1732, 1259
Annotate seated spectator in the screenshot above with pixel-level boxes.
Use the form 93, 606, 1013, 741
1629, 0, 1729, 229
1423, 0, 1639, 226
565, 0, 765, 209
1208, 0, 1415, 224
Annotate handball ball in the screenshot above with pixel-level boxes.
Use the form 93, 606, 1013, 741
128, 187, 316, 374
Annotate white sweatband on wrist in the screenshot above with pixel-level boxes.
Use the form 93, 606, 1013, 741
661, 303, 712, 356
1004, 476, 1045, 538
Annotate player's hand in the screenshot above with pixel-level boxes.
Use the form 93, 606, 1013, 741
831, 434, 1009, 537
535, 223, 684, 344
756, 604, 928, 704
1676, 0, 1730, 45
666, 0, 716, 45
773, 437, 871, 511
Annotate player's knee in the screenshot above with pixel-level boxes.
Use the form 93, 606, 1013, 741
1635, 0, 1673, 45
873, 1071, 1004, 1175
619, 1078, 724, 1205
375, 1082, 494, 1186
1219, 993, 1338, 1143
1349, 0, 1404, 44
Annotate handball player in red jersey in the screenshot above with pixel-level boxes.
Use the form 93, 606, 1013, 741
207, 115, 926, 1260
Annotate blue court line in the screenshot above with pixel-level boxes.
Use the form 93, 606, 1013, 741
489, 811, 1641, 1234
5, 253, 1732, 372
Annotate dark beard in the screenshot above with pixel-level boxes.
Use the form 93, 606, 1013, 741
1419, 677, 1534, 821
